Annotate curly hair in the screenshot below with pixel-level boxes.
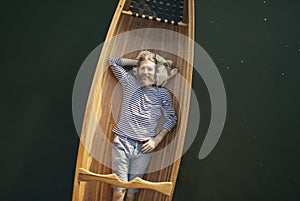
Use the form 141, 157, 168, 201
136, 50, 157, 66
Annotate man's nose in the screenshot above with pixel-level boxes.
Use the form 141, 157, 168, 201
143, 68, 149, 74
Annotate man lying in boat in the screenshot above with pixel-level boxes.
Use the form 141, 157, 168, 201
108, 51, 177, 201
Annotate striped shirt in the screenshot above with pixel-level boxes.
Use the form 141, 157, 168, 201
109, 58, 177, 141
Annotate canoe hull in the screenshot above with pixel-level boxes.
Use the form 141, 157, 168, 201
72, 0, 194, 200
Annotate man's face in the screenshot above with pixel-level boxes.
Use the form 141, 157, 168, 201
137, 59, 156, 87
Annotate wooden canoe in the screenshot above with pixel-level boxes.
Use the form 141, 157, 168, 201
72, 0, 194, 200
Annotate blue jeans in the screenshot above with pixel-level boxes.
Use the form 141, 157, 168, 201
111, 134, 152, 193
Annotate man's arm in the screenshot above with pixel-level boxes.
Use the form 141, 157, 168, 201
160, 88, 177, 132
109, 58, 138, 86
121, 58, 138, 66
141, 128, 169, 153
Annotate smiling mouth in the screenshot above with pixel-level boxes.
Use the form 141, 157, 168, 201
139, 76, 154, 86
141, 75, 151, 80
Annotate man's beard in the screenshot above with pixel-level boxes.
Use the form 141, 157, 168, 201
138, 75, 155, 86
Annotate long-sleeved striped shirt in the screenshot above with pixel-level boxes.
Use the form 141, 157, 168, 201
109, 58, 177, 141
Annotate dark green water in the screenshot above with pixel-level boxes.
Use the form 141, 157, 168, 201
1, 0, 299, 200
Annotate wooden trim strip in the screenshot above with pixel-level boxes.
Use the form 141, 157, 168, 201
121, 10, 188, 26
78, 168, 173, 196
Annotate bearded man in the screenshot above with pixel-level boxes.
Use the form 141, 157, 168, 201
108, 51, 177, 201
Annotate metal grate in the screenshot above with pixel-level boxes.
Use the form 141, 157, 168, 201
129, 0, 184, 25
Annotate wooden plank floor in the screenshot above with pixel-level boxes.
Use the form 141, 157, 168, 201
72, 0, 194, 200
